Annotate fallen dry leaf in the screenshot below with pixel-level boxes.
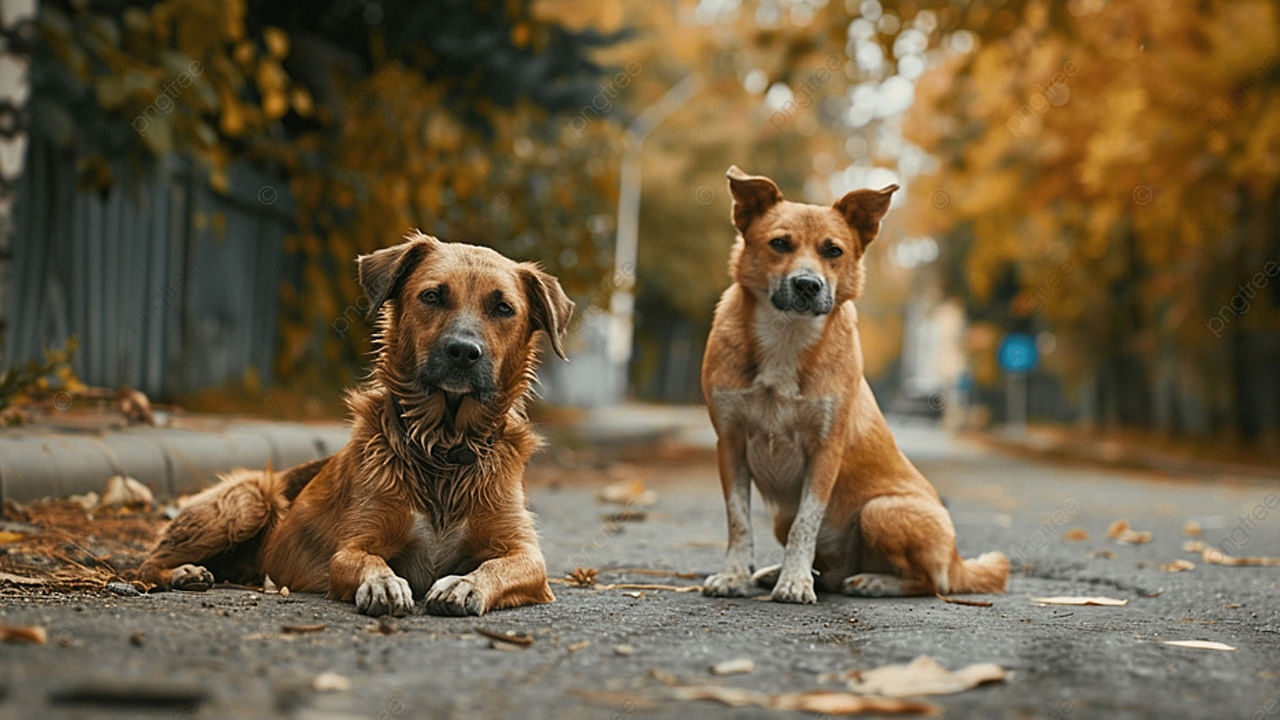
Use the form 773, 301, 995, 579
1030, 596, 1128, 607
566, 567, 598, 587
281, 623, 326, 634
937, 594, 993, 607
1063, 529, 1089, 541
1200, 548, 1280, 567
0, 571, 44, 586
1183, 540, 1206, 553
1106, 519, 1130, 538
1182, 521, 1202, 537
0, 531, 25, 544
614, 644, 635, 656
846, 656, 1006, 698
98, 475, 154, 510
1160, 559, 1195, 573
312, 672, 351, 692
710, 658, 755, 675
475, 628, 534, 647
567, 640, 591, 652
0, 624, 47, 644
669, 686, 936, 715
596, 479, 657, 507
1116, 529, 1152, 544
1163, 640, 1237, 651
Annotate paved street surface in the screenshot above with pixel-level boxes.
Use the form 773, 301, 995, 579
1, 417, 1277, 719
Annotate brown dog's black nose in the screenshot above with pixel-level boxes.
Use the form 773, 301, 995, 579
791, 275, 823, 299
445, 338, 483, 369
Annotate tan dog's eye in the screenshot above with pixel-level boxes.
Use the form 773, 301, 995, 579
419, 288, 443, 305
769, 237, 792, 253
821, 241, 844, 259
493, 301, 515, 318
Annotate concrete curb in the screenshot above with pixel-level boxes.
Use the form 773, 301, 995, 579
0, 421, 350, 502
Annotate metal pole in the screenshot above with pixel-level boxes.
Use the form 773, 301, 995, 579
607, 74, 699, 403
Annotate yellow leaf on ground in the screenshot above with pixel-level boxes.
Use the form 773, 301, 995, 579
846, 655, 1007, 698
1031, 596, 1128, 606
1182, 521, 1202, 537
1063, 528, 1089, 541
1106, 519, 1130, 538
1163, 640, 1237, 651
668, 685, 937, 715
1160, 559, 1195, 573
1201, 549, 1280, 567
0, 531, 24, 543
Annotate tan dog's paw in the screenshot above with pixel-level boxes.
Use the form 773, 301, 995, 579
169, 564, 214, 591
355, 571, 414, 617
702, 570, 755, 597
771, 572, 817, 604
425, 575, 488, 616
750, 564, 782, 589
841, 573, 904, 597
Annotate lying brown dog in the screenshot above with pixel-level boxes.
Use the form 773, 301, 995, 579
140, 232, 573, 616
701, 166, 1008, 603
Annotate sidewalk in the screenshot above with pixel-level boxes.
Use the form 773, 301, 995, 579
0, 414, 348, 502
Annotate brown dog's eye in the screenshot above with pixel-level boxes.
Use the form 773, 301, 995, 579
769, 237, 792, 253
419, 288, 442, 305
822, 242, 844, 259
493, 301, 515, 318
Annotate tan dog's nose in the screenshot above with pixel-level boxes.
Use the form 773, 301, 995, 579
445, 338, 484, 369
791, 275, 823, 300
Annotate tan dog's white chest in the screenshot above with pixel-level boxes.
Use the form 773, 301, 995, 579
710, 306, 837, 505
392, 512, 469, 594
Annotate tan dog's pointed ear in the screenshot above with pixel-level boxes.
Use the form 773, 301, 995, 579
520, 265, 575, 360
834, 184, 898, 248
726, 165, 783, 234
357, 232, 437, 319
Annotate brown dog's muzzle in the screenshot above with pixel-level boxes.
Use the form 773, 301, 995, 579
771, 270, 834, 315
421, 325, 498, 403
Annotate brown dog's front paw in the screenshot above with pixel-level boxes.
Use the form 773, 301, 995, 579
770, 572, 817, 604
169, 564, 214, 591
425, 575, 487, 616
355, 571, 414, 617
702, 571, 754, 597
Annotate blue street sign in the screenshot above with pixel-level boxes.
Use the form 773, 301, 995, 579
998, 333, 1038, 373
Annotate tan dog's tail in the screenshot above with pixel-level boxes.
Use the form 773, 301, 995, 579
948, 551, 1010, 594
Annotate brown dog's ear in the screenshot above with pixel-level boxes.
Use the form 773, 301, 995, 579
519, 265, 575, 360
357, 232, 437, 319
726, 165, 784, 234
833, 184, 898, 248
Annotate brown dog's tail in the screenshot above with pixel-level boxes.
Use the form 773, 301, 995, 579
947, 551, 1010, 594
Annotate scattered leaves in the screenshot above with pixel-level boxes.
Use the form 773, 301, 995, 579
1163, 640, 1237, 651
668, 686, 937, 715
1030, 596, 1128, 607
1063, 528, 1089, 541
1182, 521, 1202, 537
0, 531, 25, 543
566, 567, 598, 587
1183, 540, 1207, 553
312, 672, 351, 692
1160, 559, 1195, 573
596, 479, 657, 507
568, 640, 592, 652
937, 594, 993, 607
614, 644, 635, 656
0, 624, 48, 644
98, 476, 154, 510
710, 658, 755, 675
1106, 519, 1130, 539
475, 628, 534, 647
1200, 549, 1280, 567
845, 656, 1006, 698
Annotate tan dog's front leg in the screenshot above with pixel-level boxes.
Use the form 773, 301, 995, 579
425, 544, 553, 616
704, 437, 756, 597
771, 452, 839, 604
330, 548, 414, 617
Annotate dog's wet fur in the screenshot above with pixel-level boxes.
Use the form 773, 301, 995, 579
701, 166, 1009, 603
141, 232, 574, 616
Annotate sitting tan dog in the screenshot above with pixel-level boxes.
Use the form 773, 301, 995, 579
701, 167, 1008, 604
141, 233, 573, 616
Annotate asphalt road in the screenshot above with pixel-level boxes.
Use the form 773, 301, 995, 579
1, 419, 1277, 719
